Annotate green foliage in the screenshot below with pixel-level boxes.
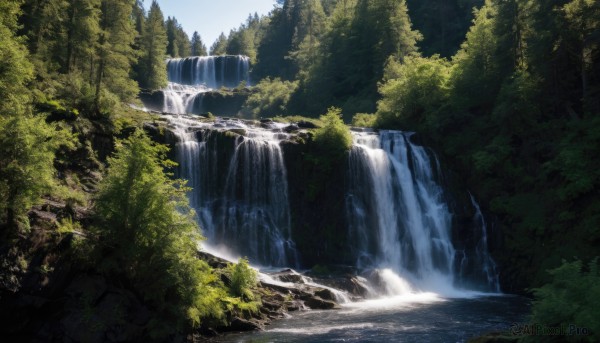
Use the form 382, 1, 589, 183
94, 130, 224, 337
313, 107, 352, 154
226, 258, 258, 300
210, 33, 228, 56
351, 113, 377, 128
531, 258, 600, 342
376, 55, 451, 129
0, 0, 34, 115
0, 115, 76, 232
242, 78, 299, 117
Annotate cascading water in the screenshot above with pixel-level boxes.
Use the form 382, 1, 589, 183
164, 114, 499, 293
166, 115, 297, 267
154, 55, 251, 115
347, 130, 496, 295
166, 55, 250, 89
469, 195, 501, 292
162, 83, 209, 114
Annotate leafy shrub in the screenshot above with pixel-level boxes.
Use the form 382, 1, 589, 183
351, 113, 377, 127
242, 77, 298, 117
226, 257, 258, 300
531, 258, 600, 342
313, 107, 352, 155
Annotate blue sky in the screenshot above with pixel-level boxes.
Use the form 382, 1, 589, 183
153, 0, 277, 50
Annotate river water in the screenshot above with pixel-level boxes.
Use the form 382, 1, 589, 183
210, 294, 529, 342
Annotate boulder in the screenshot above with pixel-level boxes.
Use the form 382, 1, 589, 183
225, 317, 264, 332
297, 120, 318, 129
314, 288, 336, 301
271, 269, 305, 284
284, 124, 300, 133
301, 295, 339, 310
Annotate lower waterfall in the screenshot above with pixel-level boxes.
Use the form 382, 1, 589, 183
347, 130, 456, 294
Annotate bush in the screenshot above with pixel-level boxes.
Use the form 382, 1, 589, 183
351, 113, 377, 127
94, 130, 225, 337
313, 107, 353, 155
242, 77, 298, 117
226, 257, 258, 300
531, 258, 600, 342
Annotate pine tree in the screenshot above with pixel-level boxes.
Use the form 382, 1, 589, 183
94, 0, 139, 113
210, 32, 228, 55
138, 0, 168, 90
191, 31, 208, 56
95, 130, 225, 337
0, 0, 34, 115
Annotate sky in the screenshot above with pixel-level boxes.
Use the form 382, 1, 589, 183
154, 0, 278, 50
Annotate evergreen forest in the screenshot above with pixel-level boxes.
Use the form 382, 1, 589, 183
0, 0, 598, 341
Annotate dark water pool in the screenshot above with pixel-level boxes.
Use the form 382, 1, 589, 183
210, 294, 530, 343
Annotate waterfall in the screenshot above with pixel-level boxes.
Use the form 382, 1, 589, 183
469, 194, 501, 292
166, 115, 296, 267
166, 55, 250, 89
347, 130, 463, 294
162, 83, 208, 114
164, 116, 499, 292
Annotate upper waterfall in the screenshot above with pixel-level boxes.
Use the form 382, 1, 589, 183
167, 55, 250, 89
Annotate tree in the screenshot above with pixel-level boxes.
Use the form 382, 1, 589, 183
94, 130, 224, 337
0, 0, 34, 115
166, 16, 190, 57
376, 55, 451, 129
94, 0, 139, 113
190, 31, 207, 56
63, 0, 101, 74
0, 115, 75, 233
138, 0, 168, 90
406, 0, 483, 57
298, 0, 421, 116
210, 32, 228, 55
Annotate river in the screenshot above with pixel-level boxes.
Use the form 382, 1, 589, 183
210, 294, 529, 342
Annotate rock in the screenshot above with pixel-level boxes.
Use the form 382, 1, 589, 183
226, 128, 246, 136
271, 269, 305, 284
314, 288, 336, 301
284, 124, 300, 133
302, 295, 339, 310
197, 251, 230, 269
297, 120, 318, 129
311, 275, 373, 298
65, 274, 107, 303
225, 317, 264, 332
